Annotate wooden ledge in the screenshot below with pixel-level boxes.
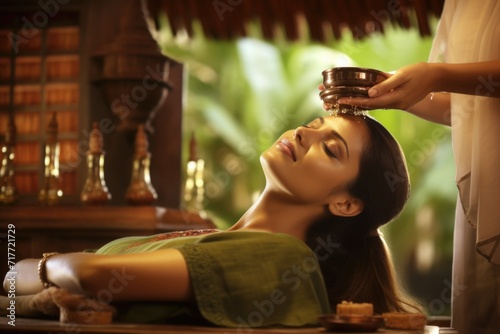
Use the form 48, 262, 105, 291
0, 206, 216, 231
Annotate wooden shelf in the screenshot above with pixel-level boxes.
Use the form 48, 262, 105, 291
0, 13, 82, 198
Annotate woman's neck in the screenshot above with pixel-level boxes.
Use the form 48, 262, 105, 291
228, 190, 326, 241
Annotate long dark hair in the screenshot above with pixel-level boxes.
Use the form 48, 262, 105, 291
306, 115, 421, 314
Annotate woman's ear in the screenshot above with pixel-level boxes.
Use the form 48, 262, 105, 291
328, 196, 364, 217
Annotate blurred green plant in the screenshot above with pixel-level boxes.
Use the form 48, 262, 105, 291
157, 18, 456, 315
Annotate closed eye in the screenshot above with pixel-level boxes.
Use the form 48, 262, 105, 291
322, 141, 337, 158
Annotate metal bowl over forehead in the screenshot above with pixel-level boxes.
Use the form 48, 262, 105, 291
322, 67, 388, 88
319, 86, 368, 103
319, 86, 371, 112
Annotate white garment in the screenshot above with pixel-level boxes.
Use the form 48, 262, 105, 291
452, 199, 500, 333
429, 0, 500, 333
430, 0, 500, 265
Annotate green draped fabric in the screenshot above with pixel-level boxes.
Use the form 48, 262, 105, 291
94, 231, 331, 327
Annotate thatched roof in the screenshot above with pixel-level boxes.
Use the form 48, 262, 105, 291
146, 0, 444, 42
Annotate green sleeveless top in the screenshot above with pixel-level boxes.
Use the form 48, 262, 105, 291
94, 230, 331, 327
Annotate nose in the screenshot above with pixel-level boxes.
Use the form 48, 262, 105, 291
293, 126, 318, 148
293, 126, 305, 144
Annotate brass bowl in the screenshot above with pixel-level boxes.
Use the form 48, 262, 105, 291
322, 67, 388, 88
319, 86, 369, 110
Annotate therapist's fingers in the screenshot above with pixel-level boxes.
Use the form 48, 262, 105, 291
347, 90, 420, 110
323, 102, 334, 110
337, 97, 374, 109
368, 71, 408, 98
338, 90, 405, 110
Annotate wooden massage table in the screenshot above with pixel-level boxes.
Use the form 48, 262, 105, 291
0, 318, 458, 334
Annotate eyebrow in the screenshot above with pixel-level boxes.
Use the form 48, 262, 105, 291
319, 117, 350, 159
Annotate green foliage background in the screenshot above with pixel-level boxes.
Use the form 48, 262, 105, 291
157, 17, 456, 315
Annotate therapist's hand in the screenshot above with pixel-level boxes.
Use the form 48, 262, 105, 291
333, 62, 440, 111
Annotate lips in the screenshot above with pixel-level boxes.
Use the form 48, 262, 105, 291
277, 138, 296, 161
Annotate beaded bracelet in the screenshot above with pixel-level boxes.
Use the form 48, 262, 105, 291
37, 252, 59, 289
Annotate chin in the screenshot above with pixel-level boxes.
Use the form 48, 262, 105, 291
259, 152, 272, 174
260, 152, 295, 192
260, 149, 283, 173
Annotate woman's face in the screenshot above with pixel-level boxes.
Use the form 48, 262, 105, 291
260, 115, 370, 205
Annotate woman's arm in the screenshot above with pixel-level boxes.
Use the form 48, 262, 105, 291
5, 249, 193, 303
45, 249, 193, 302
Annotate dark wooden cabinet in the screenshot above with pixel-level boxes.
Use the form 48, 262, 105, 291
0, 0, 185, 208
0, 0, 203, 297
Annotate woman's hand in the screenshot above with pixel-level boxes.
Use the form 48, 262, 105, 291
18, 287, 116, 323
0, 287, 60, 318
49, 288, 115, 324
29, 287, 61, 317
49, 287, 114, 313
324, 63, 440, 111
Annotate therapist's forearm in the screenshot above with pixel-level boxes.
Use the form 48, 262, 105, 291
433, 61, 500, 98
408, 91, 452, 126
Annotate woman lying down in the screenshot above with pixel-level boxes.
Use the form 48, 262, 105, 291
2, 114, 423, 328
